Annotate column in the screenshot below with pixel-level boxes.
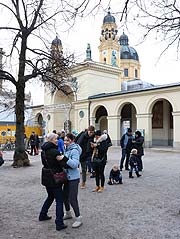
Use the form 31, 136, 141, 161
136, 113, 153, 148
107, 115, 121, 146
172, 111, 180, 149
163, 100, 170, 145
90, 116, 96, 127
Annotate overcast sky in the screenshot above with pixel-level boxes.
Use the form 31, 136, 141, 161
63, 14, 180, 86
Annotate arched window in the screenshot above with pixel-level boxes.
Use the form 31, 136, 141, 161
124, 68, 128, 77
135, 69, 138, 78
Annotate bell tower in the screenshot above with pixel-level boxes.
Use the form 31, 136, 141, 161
98, 9, 120, 67
51, 36, 63, 58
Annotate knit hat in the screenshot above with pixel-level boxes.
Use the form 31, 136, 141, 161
46, 132, 57, 142
131, 148, 137, 154
127, 128, 132, 133
135, 130, 141, 137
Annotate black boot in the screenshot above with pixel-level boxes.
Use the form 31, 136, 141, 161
129, 172, 134, 178
39, 214, 52, 221
136, 172, 142, 177
56, 224, 68, 231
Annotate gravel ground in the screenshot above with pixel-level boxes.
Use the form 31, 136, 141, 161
0, 147, 180, 239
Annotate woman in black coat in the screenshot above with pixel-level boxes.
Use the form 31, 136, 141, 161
39, 132, 67, 231
132, 131, 144, 171
91, 130, 108, 193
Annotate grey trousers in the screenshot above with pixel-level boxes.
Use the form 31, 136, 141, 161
63, 179, 80, 217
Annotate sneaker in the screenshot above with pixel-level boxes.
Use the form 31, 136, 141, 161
63, 211, 73, 220
39, 215, 52, 221
56, 224, 68, 231
72, 216, 83, 228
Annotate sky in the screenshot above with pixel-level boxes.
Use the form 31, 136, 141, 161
62, 14, 180, 86
0, 1, 180, 105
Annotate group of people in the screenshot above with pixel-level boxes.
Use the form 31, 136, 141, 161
120, 128, 144, 178
39, 132, 82, 231
39, 126, 144, 231
75, 126, 112, 191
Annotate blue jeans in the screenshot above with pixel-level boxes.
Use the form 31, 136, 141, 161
40, 187, 64, 226
86, 155, 93, 173
129, 165, 139, 173
120, 148, 130, 170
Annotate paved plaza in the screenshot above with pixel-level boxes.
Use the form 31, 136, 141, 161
0, 147, 180, 239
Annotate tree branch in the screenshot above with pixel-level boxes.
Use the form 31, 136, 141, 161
0, 70, 17, 86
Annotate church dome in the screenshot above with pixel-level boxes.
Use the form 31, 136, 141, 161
103, 11, 116, 24
120, 46, 139, 61
119, 32, 139, 61
52, 36, 62, 46
119, 32, 128, 46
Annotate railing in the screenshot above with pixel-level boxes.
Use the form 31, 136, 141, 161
0, 142, 15, 151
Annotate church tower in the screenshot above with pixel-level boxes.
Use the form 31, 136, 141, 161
51, 36, 63, 58
98, 9, 120, 67
119, 32, 141, 81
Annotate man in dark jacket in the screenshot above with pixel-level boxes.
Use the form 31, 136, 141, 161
120, 128, 133, 171
75, 125, 95, 189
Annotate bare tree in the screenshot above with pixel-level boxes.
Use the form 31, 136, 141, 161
0, 0, 107, 167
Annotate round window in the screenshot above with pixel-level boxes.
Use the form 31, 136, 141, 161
79, 111, 84, 118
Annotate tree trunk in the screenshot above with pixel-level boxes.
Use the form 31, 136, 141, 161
12, 83, 30, 167
12, 34, 30, 167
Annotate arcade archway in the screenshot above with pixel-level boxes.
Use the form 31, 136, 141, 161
94, 105, 108, 131
151, 99, 173, 146
120, 103, 137, 135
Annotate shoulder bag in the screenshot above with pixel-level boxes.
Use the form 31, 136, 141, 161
41, 151, 68, 185
91, 148, 104, 164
